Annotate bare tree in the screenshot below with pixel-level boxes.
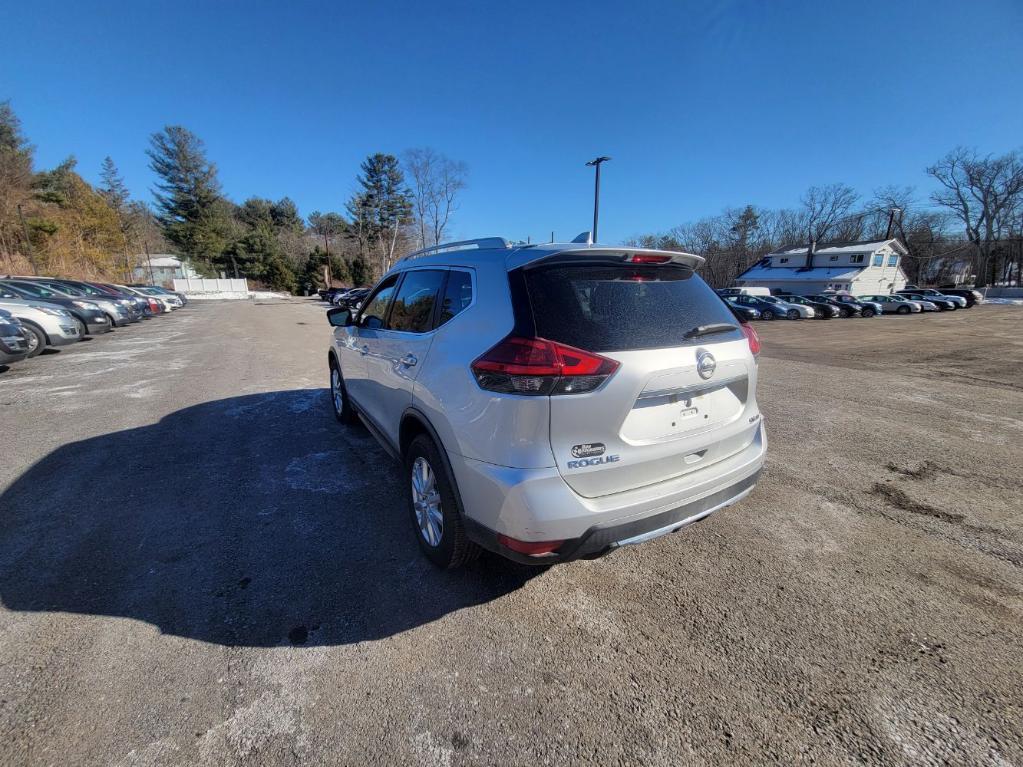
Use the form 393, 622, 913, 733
927, 147, 1023, 286
800, 183, 859, 242
403, 148, 468, 248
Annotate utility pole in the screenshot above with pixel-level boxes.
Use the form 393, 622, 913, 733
585, 156, 611, 243
16, 204, 39, 275
143, 240, 156, 284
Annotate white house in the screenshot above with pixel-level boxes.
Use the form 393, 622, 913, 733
132, 255, 200, 284
734, 239, 910, 294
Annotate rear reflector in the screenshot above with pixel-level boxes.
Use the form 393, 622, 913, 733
741, 323, 761, 356
497, 534, 564, 556
471, 336, 619, 396
625, 253, 672, 264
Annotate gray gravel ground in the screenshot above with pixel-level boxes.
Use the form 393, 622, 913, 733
1, 299, 1021, 766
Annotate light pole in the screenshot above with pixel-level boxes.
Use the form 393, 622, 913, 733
585, 156, 610, 243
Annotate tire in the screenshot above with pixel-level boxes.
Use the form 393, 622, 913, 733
21, 323, 46, 358
897, 305, 911, 315
328, 359, 358, 425
861, 308, 876, 318
761, 309, 775, 321
787, 309, 799, 320
73, 317, 88, 339
838, 308, 850, 318
406, 434, 481, 569
946, 303, 956, 311
104, 312, 119, 328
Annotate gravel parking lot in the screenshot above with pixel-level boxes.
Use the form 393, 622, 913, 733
1, 300, 1021, 766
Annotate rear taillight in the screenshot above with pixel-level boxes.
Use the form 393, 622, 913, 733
471, 336, 619, 396
741, 323, 761, 356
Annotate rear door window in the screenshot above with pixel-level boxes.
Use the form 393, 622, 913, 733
386, 269, 446, 333
438, 270, 472, 327
523, 264, 742, 352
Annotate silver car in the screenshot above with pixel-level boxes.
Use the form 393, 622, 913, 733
326, 237, 766, 568
0, 299, 81, 356
859, 294, 923, 314
0, 309, 30, 365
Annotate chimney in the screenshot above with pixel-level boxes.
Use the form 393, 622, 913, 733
805, 238, 816, 269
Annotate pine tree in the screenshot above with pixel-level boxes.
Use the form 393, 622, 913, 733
346, 154, 411, 276
147, 126, 231, 266
0, 101, 36, 264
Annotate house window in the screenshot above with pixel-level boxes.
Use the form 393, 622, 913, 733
849, 254, 864, 264
887, 255, 899, 267
829, 255, 838, 261
872, 255, 883, 266
779, 257, 789, 264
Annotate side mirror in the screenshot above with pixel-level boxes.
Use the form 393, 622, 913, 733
327, 307, 352, 327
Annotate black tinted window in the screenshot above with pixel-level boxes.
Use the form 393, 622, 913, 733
438, 270, 472, 326
523, 265, 741, 352
387, 270, 445, 333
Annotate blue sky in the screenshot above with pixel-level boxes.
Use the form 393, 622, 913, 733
2, 0, 1021, 245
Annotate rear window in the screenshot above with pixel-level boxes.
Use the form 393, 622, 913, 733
523, 264, 741, 352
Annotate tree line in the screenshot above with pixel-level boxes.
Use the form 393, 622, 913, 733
631, 149, 1023, 289
0, 101, 469, 292
3, 97, 1020, 291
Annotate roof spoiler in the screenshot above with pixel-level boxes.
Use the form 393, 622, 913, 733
521, 246, 705, 270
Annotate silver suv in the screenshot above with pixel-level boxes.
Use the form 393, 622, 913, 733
326, 238, 766, 568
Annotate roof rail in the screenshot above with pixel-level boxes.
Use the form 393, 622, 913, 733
397, 237, 512, 263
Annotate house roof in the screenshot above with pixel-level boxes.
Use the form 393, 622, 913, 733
737, 265, 863, 282
136, 255, 186, 268
768, 238, 909, 257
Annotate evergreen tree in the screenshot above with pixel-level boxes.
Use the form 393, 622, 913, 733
346, 153, 412, 275
98, 156, 129, 210
147, 126, 232, 266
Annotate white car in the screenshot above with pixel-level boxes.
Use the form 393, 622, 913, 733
326, 236, 766, 568
858, 294, 923, 314
754, 295, 815, 319
0, 299, 81, 356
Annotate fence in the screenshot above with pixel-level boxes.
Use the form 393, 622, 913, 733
172, 278, 250, 299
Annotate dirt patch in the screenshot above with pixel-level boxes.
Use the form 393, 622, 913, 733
870, 483, 965, 524
886, 461, 942, 480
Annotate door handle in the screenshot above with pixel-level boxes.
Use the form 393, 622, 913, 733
400, 354, 418, 367
360, 345, 369, 355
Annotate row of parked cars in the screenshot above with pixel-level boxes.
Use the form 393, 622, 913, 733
718, 287, 984, 321
0, 275, 187, 368
318, 286, 371, 310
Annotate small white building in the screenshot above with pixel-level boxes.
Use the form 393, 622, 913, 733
133, 255, 200, 284
734, 239, 909, 294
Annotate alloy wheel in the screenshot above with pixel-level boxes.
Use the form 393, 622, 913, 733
330, 367, 344, 414
411, 457, 443, 547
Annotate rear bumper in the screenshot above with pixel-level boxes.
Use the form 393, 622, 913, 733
454, 422, 767, 563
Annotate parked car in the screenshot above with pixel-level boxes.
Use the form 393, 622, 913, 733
803, 294, 862, 318
326, 238, 765, 568
115, 285, 176, 313
717, 287, 771, 297
900, 292, 958, 311
726, 302, 761, 321
21, 279, 134, 326
0, 309, 31, 365
335, 287, 370, 309
858, 294, 923, 314
936, 287, 984, 306
777, 294, 839, 318
726, 294, 811, 320
129, 284, 188, 305
0, 298, 81, 356
897, 288, 966, 308
827, 294, 882, 317
28, 279, 141, 325
0, 280, 112, 335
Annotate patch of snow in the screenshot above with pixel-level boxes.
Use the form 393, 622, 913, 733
984, 298, 1023, 306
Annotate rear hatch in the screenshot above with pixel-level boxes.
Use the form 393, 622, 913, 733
521, 260, 760, 498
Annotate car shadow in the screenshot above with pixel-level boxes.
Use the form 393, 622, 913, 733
0, 389, 539, 647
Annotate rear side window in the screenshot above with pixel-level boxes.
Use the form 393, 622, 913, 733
387, 270, 446, 333
438, 270, 472, 326
523, 265, 741, 352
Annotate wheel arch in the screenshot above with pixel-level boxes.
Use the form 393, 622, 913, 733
18, 318, 50, 345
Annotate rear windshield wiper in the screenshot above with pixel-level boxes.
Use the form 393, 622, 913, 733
683, 323, 739, 340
